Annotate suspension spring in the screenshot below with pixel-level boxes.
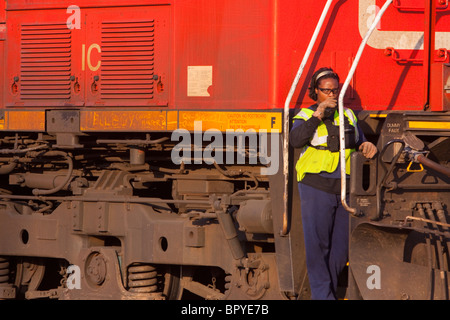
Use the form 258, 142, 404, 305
224, 274, 232, 296
127, 264, 158, 293
0, 257, 10, 284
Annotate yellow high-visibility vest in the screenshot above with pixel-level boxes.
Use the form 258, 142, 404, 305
293, 107, 358, 182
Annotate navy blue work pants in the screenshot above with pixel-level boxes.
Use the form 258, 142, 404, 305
298, 183, 349, 300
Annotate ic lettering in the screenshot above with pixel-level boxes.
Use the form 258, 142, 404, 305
82, 44, 102, 72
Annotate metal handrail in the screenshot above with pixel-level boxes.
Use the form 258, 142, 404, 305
281, 0, 334, 236
338, 0, 393, 214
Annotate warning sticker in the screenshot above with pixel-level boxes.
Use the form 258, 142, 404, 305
187, 66, 213, 97
178, 111, 282, 132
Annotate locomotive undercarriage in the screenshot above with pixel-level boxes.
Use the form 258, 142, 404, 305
0, 130, 286, 300
349, 112, 450, 300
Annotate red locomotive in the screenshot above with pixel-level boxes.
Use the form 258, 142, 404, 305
0, 0, 448, 300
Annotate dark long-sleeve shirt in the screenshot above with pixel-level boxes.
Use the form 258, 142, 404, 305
290, 104, 367, 193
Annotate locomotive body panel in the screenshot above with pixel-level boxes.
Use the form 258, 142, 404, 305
0, 0, 448, 301
2, 0, 449, 113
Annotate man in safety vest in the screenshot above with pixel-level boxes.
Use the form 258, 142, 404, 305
290, 67, 377, 300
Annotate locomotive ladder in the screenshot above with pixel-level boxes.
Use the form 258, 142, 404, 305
338, 0, 394, 214
282, 0, 394, 233
282, 0, 334, 235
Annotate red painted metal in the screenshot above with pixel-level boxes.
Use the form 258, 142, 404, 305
424, 0, 437, 109
0, 1, 4, 109
393, 0, 448, 11
1, 0, 449, 111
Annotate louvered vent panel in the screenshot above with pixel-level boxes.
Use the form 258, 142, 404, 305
101, 20, 155, 100
20, 24, 72, 100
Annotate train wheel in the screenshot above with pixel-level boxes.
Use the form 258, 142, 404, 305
163, 266, 183, 300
